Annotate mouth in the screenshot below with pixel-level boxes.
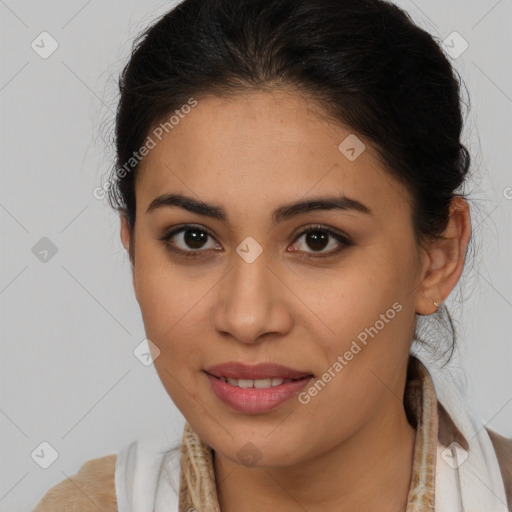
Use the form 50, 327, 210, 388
203, 362, 314, 413
206, 375, 306, 389
204, 361, 314, 381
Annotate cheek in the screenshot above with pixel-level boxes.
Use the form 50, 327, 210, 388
152, 354, 206, 425
135, 274, 176, 341
312, 255, 405, 336
133, 242, 191, 337
304, 243, 416, 391
136, 276, 201, 363
133, 243, 209, 368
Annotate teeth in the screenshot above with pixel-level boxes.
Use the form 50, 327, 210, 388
222, 377, 294, 388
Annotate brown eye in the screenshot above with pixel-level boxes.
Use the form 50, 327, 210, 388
289, 225, 353, 258
304, 230, 329, 251
159, 224, 221, 257
181, 228, 209, 249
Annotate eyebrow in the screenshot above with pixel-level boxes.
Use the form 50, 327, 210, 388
146, 193, 373, 223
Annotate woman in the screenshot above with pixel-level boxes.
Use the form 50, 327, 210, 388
33, 0, 512, 510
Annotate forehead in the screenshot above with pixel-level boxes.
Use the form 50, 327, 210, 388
135, 89, 411, 221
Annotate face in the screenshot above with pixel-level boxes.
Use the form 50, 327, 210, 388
121, 89, 431, 468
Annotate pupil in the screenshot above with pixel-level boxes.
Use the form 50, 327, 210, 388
306, 230, 328, 251
185, 229, 207, 249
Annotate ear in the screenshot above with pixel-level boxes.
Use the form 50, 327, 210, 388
120, 214, 137, 296
415, 197, 471, 315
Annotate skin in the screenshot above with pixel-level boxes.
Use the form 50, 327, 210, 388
120, 88, 471, 512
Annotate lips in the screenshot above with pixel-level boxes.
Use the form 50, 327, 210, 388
204, 362, 313, 380
205, 368, 314, 414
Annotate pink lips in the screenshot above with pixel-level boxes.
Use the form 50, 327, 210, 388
204, 362, 314, 414
205, 362, 312, 380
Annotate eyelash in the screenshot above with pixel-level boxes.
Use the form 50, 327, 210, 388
158, 223, 353, 260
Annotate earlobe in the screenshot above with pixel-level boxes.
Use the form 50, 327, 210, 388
415, 197, 471, 315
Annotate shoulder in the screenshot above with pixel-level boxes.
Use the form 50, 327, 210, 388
32, 454, 117, 512
486, 427, 512, 511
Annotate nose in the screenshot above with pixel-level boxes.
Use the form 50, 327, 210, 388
212, 256, 293, 345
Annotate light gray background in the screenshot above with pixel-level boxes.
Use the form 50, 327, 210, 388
0, 1, 511, 510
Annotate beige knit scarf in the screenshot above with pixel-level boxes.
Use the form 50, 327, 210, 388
178, 355, 438, 511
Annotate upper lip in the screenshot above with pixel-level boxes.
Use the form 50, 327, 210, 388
205, 362, 313, 380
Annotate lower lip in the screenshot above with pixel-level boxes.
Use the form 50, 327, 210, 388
205, 373, 313, 414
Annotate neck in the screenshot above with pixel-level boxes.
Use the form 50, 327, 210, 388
213, 396, 417, 512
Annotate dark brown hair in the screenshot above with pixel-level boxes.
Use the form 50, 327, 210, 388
107, 0, 475, 363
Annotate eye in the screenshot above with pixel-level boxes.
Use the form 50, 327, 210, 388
288, 224, 352, 259
158, 223, 353, 260
159, 224, 221, 258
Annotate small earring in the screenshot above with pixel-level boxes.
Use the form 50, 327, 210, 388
433, 300, 440, 308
